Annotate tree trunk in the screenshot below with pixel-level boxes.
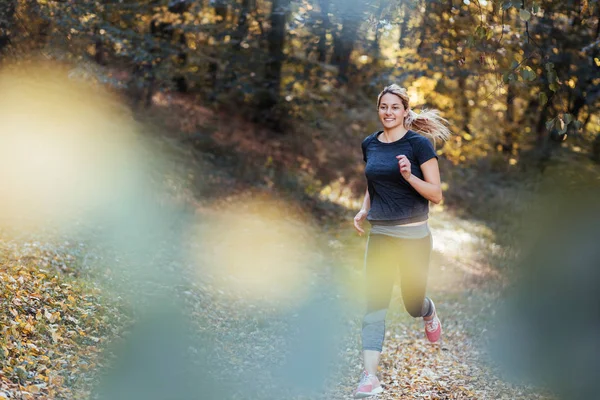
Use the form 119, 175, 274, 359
214, 0, 228, 22
317, 0, 330, 64
232, 0, 252, 51
309, 0, 330, 87
416, 0, 432, 56
0, 0, 16, 55
261, 0, 290, 109
503, 80, 516, 152
332, 17, 359, 83
535, 97, 551, 145
370, 0, 385, 67
398, 3, 409, 48
208, 0, 228, 97
224, 0, 253, 91
572, 0, 583, 26
596, 3, 600, 40
570, 94, 586, 121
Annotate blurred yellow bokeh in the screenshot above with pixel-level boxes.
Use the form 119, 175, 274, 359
0, 63, 139, 233
189, 199, 314, 308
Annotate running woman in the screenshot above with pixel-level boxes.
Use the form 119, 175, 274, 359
353, 84, 451, 398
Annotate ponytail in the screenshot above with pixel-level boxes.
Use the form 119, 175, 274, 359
405, 109, 451, 142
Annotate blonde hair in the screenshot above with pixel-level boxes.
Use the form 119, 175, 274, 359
377, 84, 451, 142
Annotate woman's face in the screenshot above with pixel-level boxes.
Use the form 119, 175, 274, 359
378, 93, 408, 130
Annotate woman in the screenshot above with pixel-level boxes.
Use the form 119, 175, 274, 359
352, 84, 450, 398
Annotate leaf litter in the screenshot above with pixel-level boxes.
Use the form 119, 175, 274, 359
0, 207, 558, 399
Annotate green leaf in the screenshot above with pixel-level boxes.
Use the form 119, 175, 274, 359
548, 70, 557, 83
546, 118, 555, 132
502, 1, 514, 10
549, 82, 559, 92
511, 60, 519, 69
519, 9, 531, 21
475, 26, 486, 39
572, 120, 583, 130
529, 70, 537, 81
533, 3, 541, 13
563, 113, 574, 125
545, 62, 555, 71
503, 71, 511, 84
520, 67, 537, 81
539, 92, 548, 105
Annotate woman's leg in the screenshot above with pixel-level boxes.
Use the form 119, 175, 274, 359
362, 234, 398, 375
397, 234, 442, 341
398, 234, 432, 319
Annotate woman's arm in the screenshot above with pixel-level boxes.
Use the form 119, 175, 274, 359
353, 188, 370, 235
397, 156, 443, 204
360, 187, 370, 212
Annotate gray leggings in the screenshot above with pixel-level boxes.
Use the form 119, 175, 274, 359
362, 233, 433, 351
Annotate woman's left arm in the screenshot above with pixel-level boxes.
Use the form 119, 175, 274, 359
397, 156, 443, 204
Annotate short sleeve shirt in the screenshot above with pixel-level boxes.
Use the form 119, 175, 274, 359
362, 130, 438, 225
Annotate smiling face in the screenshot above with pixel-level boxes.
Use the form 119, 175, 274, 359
378, 93, 409, 130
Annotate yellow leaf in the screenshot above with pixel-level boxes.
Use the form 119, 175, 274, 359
22, 323, 34, 334
50, 331, 60, 343
49, 375, 64, 386
25, 385, 40, 394
67, 295, 75, 302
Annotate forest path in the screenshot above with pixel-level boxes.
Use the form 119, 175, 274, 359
331, 210, 552, 400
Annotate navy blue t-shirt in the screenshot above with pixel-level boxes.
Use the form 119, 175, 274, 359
361, 130, 438, 225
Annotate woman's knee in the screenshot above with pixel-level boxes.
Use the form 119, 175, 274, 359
406, 304, 423, 318
405, 297, 431, 318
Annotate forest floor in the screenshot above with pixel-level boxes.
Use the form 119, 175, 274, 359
327, 209, 554, 400
0, 197, 555, 400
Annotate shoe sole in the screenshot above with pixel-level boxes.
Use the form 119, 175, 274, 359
354, 386, 383, 398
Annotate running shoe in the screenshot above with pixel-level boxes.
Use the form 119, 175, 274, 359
353, 370, 383, 398
424, 299, 442, 343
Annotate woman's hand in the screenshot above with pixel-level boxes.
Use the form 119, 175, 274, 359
396, 155, 412, 181
353, 209, 368, 236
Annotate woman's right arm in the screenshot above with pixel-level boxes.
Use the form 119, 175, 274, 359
353, 188, 370, 235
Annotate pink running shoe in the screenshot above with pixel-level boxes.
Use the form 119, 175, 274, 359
424, 299, 442, 343
353, 370, 383, 398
